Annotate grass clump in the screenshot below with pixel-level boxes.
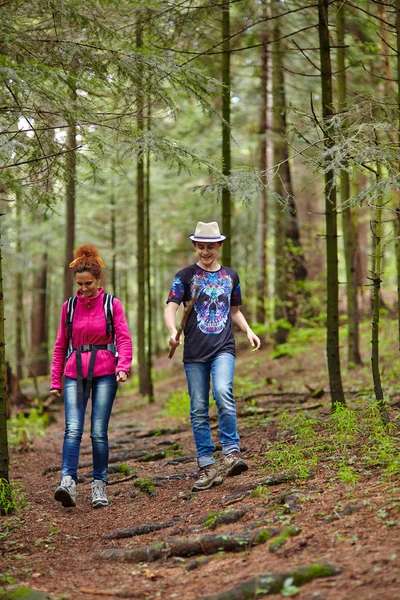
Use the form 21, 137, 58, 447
0, 479, 26, 516
162, 390, 191, 419
7, 407, 48, 448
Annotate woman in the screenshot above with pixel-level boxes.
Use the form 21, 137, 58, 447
51, 245, 132, 508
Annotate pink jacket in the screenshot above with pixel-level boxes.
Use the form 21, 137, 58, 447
51, 288, 133, 390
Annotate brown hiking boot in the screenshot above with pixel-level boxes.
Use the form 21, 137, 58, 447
192, 466, 223, 492
223, 452, 248, 476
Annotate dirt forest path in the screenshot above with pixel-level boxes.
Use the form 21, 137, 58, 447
1, 342, 400, 600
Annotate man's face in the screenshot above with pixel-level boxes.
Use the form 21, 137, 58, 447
193, 242, 222, 267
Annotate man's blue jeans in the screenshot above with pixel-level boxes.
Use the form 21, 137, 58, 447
62, 375, 118, 483
184, 352, 240, 468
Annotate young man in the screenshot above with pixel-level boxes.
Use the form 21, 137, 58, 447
164, 221, 261, 492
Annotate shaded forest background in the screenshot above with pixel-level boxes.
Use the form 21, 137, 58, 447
2, 0, 400, 410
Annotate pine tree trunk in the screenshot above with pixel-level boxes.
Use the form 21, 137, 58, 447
0, 211, 9, 483
371, 170, 388, 423
395, 0, 400, 350
145, 107, 154, 403
221, 0, 231, 267
111, 181, 117, 297
136, 19, 149, 396
272, 20, 306, 345
318, 0, 345, 408
15, 197, 24, 380
64, 87, 77, 301
336, 5, 361, 366
256, 17, 269, 325
30, 248, 49, 377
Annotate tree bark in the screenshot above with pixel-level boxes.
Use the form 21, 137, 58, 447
256, 8, 270, 325
63, 86, 77, 301
336, 3, 361, 366
0, 210, 9, 483
145, 103, 154, 402
111, 179, 117, 297
371, 169, 389, 424
136, 18, 150, 396
272, 20, 306, 345
95, 528, 276, 563
395, 0, 400, 350
201, 564, 341, 600
15, 196, 24, 380
30, 246, 49, 377
221, 0, 231, 267
318, 0, 345, 408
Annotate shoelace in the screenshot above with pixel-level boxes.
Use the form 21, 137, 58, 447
92, 484, 106, 499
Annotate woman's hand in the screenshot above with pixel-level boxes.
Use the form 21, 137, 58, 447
116, 371, 128, 383
50, 389, 62, 397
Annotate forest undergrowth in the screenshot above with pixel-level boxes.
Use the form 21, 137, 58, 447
1, 317, 400, 599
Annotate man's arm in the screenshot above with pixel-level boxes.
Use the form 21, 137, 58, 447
164, 302, 181, 350
230, 306, 261, 351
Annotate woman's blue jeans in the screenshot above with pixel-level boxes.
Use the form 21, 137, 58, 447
62, 375, 117, 483
184, 352, 240, 468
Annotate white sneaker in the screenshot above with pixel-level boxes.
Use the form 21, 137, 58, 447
92, 479, 108, 508
54, 476, 77, 507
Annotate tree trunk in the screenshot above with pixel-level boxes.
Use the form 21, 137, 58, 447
136, 18, 149, 396
15, 197, 24, 380
395, 0, 400, 350
30, 246, 49, 377
272, 20, 306, 345
371, 169, 388, 424
336, 4, 361, 366
64, 87, 77, 301
145, 106, 154, 403
256, 13, 270, 324
318, 0, 345, 408
111, 179, 117, 297
0, 211, 9, 483
221, 0, 231, 267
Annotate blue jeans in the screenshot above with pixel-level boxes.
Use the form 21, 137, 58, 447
62, 375, 118, 483
184, 352, 240, 468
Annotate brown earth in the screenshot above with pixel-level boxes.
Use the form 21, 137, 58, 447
1, 338, 400, 600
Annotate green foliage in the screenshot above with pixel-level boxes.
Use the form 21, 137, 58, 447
162, 390, 190, 419
0, 479, 26, 516
7, 408, 48, 448
265, 402, 400, 486
133, 477, 156, 496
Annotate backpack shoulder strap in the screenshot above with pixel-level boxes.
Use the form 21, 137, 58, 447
64, 296, 77, 357
103, 293, 115, 338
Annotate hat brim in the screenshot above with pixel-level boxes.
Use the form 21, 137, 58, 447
189, 235, 226, 242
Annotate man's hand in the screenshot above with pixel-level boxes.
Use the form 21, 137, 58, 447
247, 330, 261, 351
116, 371, 128, 383
168, 330, 181, 349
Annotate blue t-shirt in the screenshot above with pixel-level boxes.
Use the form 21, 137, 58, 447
166, 264, 242, 362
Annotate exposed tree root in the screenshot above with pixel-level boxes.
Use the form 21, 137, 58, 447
198, 507, 249, 530
220, 473, 301, 506
200, 563, 342, 599
104, 517, 181, 539
94, 528, 275, 563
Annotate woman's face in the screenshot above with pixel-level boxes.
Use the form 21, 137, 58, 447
75, 271, 100, 298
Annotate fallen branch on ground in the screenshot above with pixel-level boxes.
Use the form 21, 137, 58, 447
200, 563, 342, 599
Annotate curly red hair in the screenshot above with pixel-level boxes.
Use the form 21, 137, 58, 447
70, 244, 104, 280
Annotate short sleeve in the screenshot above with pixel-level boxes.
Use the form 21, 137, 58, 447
167, 274, 185, 305
231, 274, 242, 306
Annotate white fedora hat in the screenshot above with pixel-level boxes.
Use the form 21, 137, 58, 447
189, 221, 226, 242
